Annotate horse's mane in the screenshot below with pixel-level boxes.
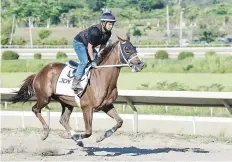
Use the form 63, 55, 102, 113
101, 41, 119, 57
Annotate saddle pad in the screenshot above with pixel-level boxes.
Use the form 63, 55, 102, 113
55, 64, 92, 97
55, 65, 76, 96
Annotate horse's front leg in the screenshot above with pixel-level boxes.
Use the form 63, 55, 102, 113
71, 107, 93, 142
96, 104, 123, 143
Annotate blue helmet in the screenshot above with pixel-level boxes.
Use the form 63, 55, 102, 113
100, 11, 116, 22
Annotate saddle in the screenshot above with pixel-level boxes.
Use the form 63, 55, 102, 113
55, 60, 92, 97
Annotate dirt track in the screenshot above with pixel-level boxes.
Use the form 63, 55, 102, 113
1, 128, 232, 161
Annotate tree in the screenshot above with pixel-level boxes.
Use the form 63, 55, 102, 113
1, 19, 13, 45
139, 0, 164, 11
185, 6, 200, 22
1, 0, 12, 18
133, 28, 142, 43
74, 7, 93, 28
39, 0, 62, 28
199, 27, 226, 43
59, 9, 75, 28
60, 0, 84, 13
120, 7, 140, 23
128, 25, 143, 43
85, 0, 106, 12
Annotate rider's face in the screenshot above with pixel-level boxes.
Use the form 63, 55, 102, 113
105, 22, 114, 31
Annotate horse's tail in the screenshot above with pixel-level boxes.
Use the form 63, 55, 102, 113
7, 74, 36, 103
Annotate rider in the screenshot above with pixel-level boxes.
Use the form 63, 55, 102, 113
72, 11, 116, 90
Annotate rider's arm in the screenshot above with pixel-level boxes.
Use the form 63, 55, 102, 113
88, 27, 101, 61
87, 43, 94, 61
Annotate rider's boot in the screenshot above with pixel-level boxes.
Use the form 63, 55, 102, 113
72, 76, 80, 90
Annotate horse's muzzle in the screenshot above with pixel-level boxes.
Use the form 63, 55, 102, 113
132, 61, 144, 72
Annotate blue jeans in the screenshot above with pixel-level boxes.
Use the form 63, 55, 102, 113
73, 39, 97, 79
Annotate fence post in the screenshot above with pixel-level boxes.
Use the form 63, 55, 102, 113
123, 97, 138, 133
210, 107, 213, 116
122, 104, 126, 112
21, 107, 25, 129
45, 106, 50, 127
4, 102, 8, 109
165, 106, 168, 113
192, 116, 196, 135
75, 112, 79, 130
222, 100, 232, 115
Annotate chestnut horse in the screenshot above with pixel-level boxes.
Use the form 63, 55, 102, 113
8, 36, 144, 144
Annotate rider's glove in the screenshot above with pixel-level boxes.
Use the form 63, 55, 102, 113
91, 61, 97, 67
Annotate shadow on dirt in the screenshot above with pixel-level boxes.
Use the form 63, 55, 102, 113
81, 146, 210, 156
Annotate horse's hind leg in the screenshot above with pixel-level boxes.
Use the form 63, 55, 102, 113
96, 104, 123, 143
32, 98, 51, 140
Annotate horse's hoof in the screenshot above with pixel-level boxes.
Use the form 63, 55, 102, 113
96, 135, 105, 143
76, 141, 84, 147
41, 132, 49, 140
71, 134, 82, 142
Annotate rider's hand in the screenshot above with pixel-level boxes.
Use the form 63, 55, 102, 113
91, 61, 97, 67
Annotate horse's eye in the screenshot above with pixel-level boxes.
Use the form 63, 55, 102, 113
124, 46, 130, 53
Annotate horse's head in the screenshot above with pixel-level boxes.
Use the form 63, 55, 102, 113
117, 36, 144, 72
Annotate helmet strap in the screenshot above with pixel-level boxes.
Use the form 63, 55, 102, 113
101, 21, 108, 32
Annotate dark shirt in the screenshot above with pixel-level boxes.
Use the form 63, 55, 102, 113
74, 24, 111, 48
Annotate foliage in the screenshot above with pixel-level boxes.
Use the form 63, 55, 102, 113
178, 52, 194, 60
120, 7, 140, 21
59, 37, 69, 45
34, 53, 42, 59
205, 51, 217, 57
155, 50, 168, 59
56, 51, 67, 59
33, 38, 69, 45
3, 56, 232, 73
198, 26, 227, 43
139, 0, 164, 11
85, 0, 106, 12
137, 80, 226, 92
2, 51, 19, 60
1, 19, 12, 45
38, 29, 52, 39
12, 37, 26, 45
2, 0, 232, 29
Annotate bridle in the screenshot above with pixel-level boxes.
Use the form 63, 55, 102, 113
95, 41, 141, 68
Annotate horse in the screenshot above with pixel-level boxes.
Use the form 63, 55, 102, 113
7, 36, 144, 144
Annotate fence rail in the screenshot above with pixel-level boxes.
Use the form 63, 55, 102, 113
1, 88, 232, 133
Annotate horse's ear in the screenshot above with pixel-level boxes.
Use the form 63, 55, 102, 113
117, 35, 126, 43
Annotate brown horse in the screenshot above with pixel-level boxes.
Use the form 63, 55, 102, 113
8, 36, 144, 144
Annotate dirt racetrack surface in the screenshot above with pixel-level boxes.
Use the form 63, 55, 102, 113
1, 128, 232, 161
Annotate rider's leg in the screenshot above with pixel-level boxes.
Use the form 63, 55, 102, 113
72, 40, 88, 89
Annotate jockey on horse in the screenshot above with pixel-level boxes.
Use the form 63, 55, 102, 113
72, 11, 116, 90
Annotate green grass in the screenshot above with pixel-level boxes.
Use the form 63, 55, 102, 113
2, 72, 232, 91
2, 56, 232, 73
118, 72, 232, 91
1, 59, 67, 72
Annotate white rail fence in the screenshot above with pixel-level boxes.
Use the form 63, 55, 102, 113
1, 88, 232, 135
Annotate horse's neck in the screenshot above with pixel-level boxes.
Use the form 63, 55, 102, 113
95, 44, 120, 87
101, 44, 120, 66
